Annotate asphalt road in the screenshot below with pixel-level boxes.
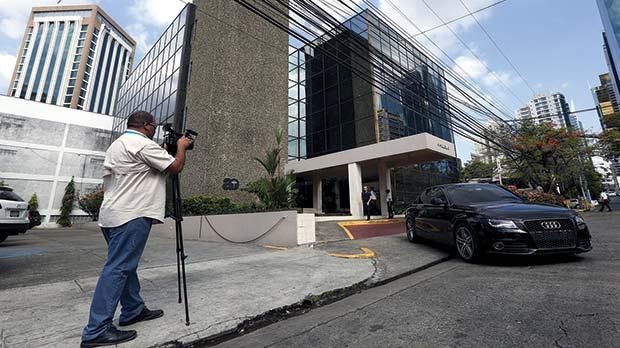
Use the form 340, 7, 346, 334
214, 203, 620, 348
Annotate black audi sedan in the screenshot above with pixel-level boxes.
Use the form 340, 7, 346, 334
405, 183, 592, 262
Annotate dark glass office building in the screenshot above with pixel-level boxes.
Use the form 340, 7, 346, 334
287, 10, 457, 211
112, 6, 192, 139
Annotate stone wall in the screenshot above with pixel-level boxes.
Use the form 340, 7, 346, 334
181, 0, 289, 203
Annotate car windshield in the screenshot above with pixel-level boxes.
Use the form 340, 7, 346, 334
0, 189, 24, 202
446, 185, 521, 205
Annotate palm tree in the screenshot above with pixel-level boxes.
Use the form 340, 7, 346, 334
245, 127, 297, 209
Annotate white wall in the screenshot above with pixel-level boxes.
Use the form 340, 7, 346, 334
0, 95, 113, 225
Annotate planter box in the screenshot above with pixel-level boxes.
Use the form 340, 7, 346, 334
150, 211, 315, 247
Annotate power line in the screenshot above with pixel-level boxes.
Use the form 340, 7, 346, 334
355, 0, 517, 123
236, 0, 519, 156
418, 0, 527, 106
414, 0, 510, 37
456, 0, 537, 95
508, 107, 598, 123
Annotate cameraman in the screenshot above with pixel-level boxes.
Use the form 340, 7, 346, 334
81, 111, 192, 347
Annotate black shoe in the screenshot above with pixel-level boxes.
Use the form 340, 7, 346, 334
119, 307, 164, 327
80, 326, 137, 347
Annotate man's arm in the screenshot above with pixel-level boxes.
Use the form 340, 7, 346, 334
166, 136, 192, 174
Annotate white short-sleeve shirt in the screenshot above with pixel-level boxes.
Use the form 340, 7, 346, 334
98, 130, 175, 228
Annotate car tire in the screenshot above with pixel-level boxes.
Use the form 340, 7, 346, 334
454, 224, 481, 263
0, 232, 7, 244
405, 214, 419, 243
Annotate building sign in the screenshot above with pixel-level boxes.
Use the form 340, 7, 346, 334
223, 178, 239, 191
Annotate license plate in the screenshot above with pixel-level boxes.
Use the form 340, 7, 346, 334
10, 211, 19, 217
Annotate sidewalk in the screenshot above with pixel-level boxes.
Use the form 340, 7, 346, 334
0, 222, 448, 347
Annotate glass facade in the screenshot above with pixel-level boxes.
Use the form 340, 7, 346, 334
288, 10, 457, 212
30, 22, 55, 101
20, 23, 44, 99
287, 10, 452, 162
112, 5, 192, 139
41, 22, 65, 102
51, 21, 75, 105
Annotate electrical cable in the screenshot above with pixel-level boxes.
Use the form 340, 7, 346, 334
235, 0, 518, 156
456, 0, 537, 96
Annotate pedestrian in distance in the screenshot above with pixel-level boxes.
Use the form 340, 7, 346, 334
369, 186, 378, 215
80, 111, 193, 348
386, 189, 394, 219
599, 191, 612, 212
362, 186, 372, 220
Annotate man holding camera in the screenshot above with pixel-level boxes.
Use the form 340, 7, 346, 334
81, 111, 192, 347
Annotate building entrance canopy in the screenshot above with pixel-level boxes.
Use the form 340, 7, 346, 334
285, 133, 456, 217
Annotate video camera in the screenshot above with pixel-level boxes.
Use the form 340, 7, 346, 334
163, 124, 198, 155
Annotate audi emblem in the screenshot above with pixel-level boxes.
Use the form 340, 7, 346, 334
540, 221, 561, 230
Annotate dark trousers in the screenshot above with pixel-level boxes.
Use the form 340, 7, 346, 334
363, 203, 370, 220
82, 217, 152, 340
600, 199, 612, 212
387, 201, 394, 218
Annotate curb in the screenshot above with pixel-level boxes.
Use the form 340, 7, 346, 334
157, 254, 451, 348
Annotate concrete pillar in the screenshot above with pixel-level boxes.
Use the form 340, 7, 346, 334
313, 173, 323, 214
378, 162, 392, 217
348, 163, 363, 218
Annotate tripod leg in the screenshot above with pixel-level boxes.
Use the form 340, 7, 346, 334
173, 175, 190, 325
172, 175, 182, 304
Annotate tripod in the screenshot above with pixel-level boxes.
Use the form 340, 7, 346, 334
170, 172, 190, 326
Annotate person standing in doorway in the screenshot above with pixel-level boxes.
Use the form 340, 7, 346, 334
369, 187, 377, 215
600, 191, 612, 212
386, 189, 394, 219
362, 186, 372, 220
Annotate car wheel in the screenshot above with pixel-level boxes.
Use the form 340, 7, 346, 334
454, 224, 481, 263
0, 233, 7, 244
406, 214, 418, 243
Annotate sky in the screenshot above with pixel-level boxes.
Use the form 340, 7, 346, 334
0, 0, 610, 162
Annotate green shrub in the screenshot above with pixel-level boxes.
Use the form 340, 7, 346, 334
181, 195, 291, 216
79, 187, 104, 221
57, 178, 76, 227
28, 193, 39, 212
182, 195, 238, 216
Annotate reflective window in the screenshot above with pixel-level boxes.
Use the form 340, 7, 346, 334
288, 10, 453, 161
51, 21, 75, 104
20, 23, 44, 98
89, 32, 109, 112
112, 5, 191, 138
42, 22, 65, 102
30, 22, 55, 100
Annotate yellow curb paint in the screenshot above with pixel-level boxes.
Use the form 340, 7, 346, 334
340, 218, 404, 226
337, 222, 356, 240
327, 247, 376, 259
260, 245, 288, 251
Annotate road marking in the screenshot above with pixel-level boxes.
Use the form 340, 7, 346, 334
260, 244, 288, 251
337, 222, 356, 240
327, 247, 376, 259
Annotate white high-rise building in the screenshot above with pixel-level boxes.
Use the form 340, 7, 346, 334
515, 92, 576, 128
7, 5, 135, 115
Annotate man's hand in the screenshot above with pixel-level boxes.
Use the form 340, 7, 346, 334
166, 136, 192, 174
177, 136, 193, 150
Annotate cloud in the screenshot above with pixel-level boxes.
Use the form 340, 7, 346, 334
125, 23, 152, 56
454, 54, 514, 89
0, 0, 96, 40
126, 0, 189, 59
376, 0, 498, 54
0, 52, 17, 94
129, 0, 188, 27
